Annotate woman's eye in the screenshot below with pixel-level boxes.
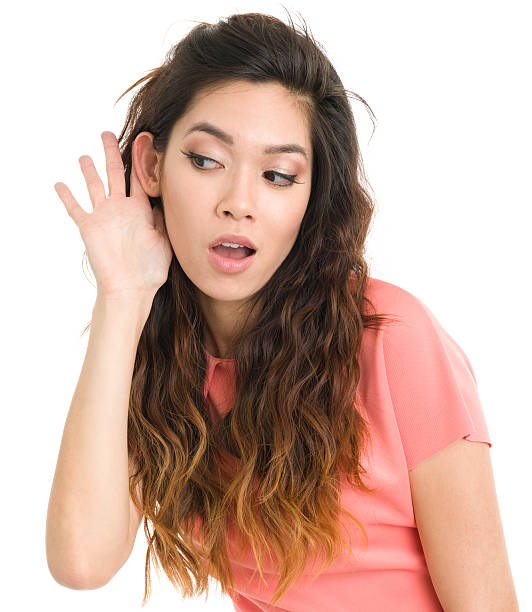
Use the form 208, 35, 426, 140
181, 150, 297, 187
263, 170, 297, 187
184, 152, 220, 170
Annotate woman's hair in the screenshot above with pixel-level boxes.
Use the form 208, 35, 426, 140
82, 9, 399, 607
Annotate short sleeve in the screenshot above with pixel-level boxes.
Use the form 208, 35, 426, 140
382, 286, 492, 471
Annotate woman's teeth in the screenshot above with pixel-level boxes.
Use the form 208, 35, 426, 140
221, 242, 246, 248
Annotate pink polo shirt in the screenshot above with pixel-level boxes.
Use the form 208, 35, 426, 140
201, 276, 492, 611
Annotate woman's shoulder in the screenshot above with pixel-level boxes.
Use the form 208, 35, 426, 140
349, 272, 413, 315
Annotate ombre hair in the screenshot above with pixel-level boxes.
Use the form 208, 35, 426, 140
83, 9, 399, 607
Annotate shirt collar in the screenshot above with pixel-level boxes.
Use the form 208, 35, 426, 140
203, 346, 235, 398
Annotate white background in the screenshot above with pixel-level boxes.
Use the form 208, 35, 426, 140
2, 0, 529, 609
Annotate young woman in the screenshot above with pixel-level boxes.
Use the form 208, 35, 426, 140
46, 11, 519, 612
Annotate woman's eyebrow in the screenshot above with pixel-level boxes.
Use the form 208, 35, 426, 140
184, 120, 308, 161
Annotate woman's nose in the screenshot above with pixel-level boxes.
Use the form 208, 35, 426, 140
219, 167, 258, 217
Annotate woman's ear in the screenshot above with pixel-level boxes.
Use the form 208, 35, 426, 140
131, 131, 162, 197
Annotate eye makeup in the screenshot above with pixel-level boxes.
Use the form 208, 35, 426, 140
179, 149, 302, 188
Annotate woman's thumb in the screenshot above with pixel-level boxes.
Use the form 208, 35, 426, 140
152, 205, 166, 237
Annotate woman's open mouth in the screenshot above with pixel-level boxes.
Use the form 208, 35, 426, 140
208, 245, 257, 273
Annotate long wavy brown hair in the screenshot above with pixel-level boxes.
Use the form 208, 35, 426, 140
82, 9, 399, 607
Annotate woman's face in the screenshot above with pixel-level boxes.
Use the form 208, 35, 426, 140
137, 80, 312, 309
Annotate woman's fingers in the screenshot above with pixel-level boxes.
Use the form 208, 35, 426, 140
78, 155, 106, 209
56, 130, 145, 229
54, 181, 87, 226
101, 131, 126, 198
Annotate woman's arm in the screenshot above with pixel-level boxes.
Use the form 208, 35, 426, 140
46, 295, 152, 589
408, 438, 519, 611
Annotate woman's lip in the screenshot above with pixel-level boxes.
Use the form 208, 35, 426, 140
209, 235, 258, 250
208, 246, 256, 273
